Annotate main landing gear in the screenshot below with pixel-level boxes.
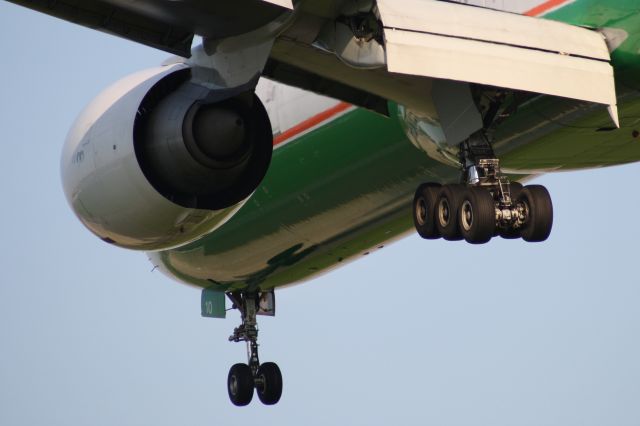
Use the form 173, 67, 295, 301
226, 292, 282, 406
413, 135, 553, 244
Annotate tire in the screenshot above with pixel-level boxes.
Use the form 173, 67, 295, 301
256, 362, 283, 405
499, 182, 523, 239
436, 184, 465, 241
508, 182, 523, 203
459, 187, 495, 244
413, 183, 442, 239
518, 185, 553, 242
228, 363, 254, 406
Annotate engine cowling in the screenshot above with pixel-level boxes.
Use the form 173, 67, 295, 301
61, 63, 273, 250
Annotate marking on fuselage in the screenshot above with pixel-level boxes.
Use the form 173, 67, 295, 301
73, 150, 85, 164
524, 0, 574, 16
273, 102, 354, 148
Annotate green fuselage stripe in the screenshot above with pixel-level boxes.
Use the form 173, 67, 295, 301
155, 1, 640, 289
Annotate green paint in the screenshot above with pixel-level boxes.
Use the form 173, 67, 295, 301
156, 2, 640, 291
201, 287, 226, 318
546, 1, 640, 87
496, 91, 640, 171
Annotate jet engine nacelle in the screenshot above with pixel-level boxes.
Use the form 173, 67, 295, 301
61, 64, 273, 250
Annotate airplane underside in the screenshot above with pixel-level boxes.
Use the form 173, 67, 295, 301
9, 0, 640, 407
153, 83, 640, 406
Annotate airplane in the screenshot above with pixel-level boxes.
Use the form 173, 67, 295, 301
5, 0, 640, 407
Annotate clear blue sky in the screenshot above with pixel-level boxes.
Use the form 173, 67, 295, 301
1, 3, 640, 425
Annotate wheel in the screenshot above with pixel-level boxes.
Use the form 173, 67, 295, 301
436, 184, 465, 241
228, 363, 254, 406
507, 182, 523, 203
518, 185, 553, 242
499, 182, 523, 239
256, 362, 283, 405
459, 187, 495, 244
413, 183, 441, 239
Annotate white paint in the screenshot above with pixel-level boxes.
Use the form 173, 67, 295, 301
260, 0, 293, 9
377, 0, 618, 124
188, 11, 292, 89
385, 30, 616, 106
377, 0, 610, 61
600, 27, 630, 53
256, 78, 343, 139
61, 64, 243, 251
313, 21, 386, 69
608, 105, 620, 128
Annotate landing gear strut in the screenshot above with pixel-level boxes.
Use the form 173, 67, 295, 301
412, 133, 553, 244
226, 291, 282, 406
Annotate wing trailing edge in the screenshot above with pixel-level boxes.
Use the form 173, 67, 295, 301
261, 0, 294, 9
377, 0, 618, 125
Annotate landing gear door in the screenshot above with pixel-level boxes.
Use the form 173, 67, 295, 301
432, 80, 483, 147
201, 287, 226, 319
258, 290, 276, 316
376, 0, 618, 126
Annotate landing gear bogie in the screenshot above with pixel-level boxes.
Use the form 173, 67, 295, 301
412, 180, 553, 244
412, 131, 554, 244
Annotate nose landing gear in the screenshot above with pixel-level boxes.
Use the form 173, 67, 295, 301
412, 135, 553, 244
226, 291, 282, 406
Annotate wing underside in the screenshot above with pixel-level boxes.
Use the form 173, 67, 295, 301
377, 0, 617, 118
7, 0, 618, 123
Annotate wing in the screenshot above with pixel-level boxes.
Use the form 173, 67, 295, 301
4, 0, 291, 56
7, 0, 618, 124
267, 0, 617, 124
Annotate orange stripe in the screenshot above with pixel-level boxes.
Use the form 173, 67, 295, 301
273, 102, 352, 146
524, 0, 570, 16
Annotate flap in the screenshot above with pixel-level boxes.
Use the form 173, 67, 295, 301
377, 0, 610, 61
377, 0, 618, 124
261, 0, 294, 9
384, 29, 616, 106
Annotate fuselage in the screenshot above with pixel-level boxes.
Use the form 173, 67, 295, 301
150, 0, 640, 290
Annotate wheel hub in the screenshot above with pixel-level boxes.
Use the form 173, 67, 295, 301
229, 375, 239, 396
461, 200, 474, 231
438, 199, 451, 227
416, 198, 427, 226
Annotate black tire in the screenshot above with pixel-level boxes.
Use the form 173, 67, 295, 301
518, 185, 553, 242
256, 362, 283, 405
499, 182, 523, 239
459, 187, 495, 244
508, 182, 523, 202
436, 184, 465, 241
413, 183, 442, 239
228, 363, 254, 406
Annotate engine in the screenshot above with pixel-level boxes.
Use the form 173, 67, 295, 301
61, 63, 273, 250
